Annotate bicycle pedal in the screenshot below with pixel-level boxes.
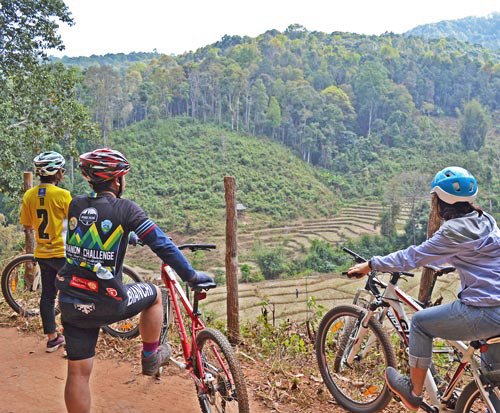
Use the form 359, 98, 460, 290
170, 357, 186, 370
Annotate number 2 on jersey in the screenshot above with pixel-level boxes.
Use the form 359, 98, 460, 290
36, 209, 49, 239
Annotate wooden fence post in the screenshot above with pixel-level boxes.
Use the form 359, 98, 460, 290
23, 172, 35, 254
224, 176, 240, 344
23, 172, 36, 288
418, 194, 442, 302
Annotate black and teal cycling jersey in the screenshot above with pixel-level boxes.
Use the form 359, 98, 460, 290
57, 192, 195, 304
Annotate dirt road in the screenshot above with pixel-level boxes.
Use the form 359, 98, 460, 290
0, 327, 268, 413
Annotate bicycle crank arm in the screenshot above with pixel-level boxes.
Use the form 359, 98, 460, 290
169, 357, 186, 370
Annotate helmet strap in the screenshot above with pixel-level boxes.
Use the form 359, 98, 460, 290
116, 176, 124, 198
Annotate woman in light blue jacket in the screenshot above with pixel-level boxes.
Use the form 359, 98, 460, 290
348, 166, 500, 411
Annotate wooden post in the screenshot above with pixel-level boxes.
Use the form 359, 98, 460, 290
23, 172, 35, 254
224, 176, 240, 344
418, 194, 442, 302
23, 172, 36, 288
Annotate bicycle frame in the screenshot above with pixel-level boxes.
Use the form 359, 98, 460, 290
160, 263, 233, 391
352, 274, 499, 412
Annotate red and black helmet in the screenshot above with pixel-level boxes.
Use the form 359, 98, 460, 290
79, 148, 130, 183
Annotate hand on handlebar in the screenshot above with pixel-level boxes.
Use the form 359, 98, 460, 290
346, 262, 371, 279
128, 231, 139, 246
187, 271, 214, 287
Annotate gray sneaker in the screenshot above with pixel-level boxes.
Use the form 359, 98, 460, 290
141, 344, 172, 376
46, 334, 65, 353
385, 367, 423, 410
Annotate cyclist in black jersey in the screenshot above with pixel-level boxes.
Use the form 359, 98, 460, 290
56, 148, 214, 413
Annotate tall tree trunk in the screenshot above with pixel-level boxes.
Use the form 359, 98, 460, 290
418, 194, 442, 302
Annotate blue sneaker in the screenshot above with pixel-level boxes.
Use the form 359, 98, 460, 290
385, 367, 423, 410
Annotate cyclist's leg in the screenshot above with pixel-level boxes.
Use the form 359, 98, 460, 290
65, 358, 94, 413
120, 283, 170, 375
410, 301, 500, 397
61, 316, 99, 413
38, 258, 65, 339
138, 284, 163, 342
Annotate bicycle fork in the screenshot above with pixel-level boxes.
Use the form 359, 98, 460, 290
345, 310, 376, 365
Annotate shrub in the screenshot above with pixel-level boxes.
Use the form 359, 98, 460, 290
252, 244, 289, 280
240, 264, 264, 283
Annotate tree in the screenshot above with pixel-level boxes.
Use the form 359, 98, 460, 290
266, 96, 281, 138
0, 0, 98, 195
460, 99, 490, 151
353, 62, 390, 137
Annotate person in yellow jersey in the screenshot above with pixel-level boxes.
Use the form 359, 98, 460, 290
20, 151, 72, 352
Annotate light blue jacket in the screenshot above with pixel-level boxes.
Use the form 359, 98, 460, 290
371, 211, 500, 307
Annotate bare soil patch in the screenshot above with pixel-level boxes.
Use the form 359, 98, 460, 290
0, 326, 268, 413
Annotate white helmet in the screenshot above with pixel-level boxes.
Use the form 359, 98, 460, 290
33, 151, 65, 176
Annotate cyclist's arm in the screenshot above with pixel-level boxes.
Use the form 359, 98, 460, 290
61, 190, 72, 218
370, 233, 456, 272
19, 193, 34, 228
135, 219, 196, 282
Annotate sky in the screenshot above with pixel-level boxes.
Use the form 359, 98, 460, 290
52, 0, 500, 58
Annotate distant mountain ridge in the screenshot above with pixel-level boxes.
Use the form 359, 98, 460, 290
406, 12, 500, 51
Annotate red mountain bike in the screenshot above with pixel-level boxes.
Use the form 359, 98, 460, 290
158, 243, 249, 413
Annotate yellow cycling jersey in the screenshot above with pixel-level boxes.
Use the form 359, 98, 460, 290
20, 184, 72, 258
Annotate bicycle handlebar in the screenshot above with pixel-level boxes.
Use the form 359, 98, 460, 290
342, 247, 367, 264
178, 244, 216, 252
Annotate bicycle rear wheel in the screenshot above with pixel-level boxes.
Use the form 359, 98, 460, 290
1, 254, 44, 316
455, 379, 500, 412
159, 286, 172, 345
316, 304, 397, 413
194, 328, 249, 413
101, 265, 142, 339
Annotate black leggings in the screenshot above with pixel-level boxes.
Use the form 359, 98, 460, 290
37, 257, 66, 334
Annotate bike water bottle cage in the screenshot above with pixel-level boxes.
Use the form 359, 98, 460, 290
430, 166, 478, 204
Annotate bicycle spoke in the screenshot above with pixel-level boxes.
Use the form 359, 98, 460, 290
195, 328, 249, 413
316, 305, 396, 412
2, 255, 42, 316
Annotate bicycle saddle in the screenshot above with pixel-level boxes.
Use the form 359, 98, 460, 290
191, 281, 217, 290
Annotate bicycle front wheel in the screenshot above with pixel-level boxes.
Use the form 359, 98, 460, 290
316, 304, 397, 413
194, 328, 249, 413
455, 379, 500, 413
101, 265, 142, 339
1, 254, 43, 316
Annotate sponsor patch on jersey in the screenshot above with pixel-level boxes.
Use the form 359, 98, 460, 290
106, 288, 123, 301
69, 216, 78, 230
101, 219, 113, 234
79, 207, 98, 226
74, 303, 95, 314
38, 187, 46, 197
69, 275, 99, 292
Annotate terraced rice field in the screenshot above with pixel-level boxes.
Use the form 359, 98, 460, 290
237, 201, 411, 255
130, 201, 448, 324
200, 270, 461, 324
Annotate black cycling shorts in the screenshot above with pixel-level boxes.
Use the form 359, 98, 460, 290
60, 282, 157, 360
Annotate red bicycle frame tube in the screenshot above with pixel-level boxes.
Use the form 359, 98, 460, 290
161, 264, 206, 378
160, 263, 234, 389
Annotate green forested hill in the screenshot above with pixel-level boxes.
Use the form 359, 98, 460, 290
40, 25, 500, 231
110, 117, 338, 232
65, 27, 499, 174
109, 115, 500, 235
406, 13, 500, 51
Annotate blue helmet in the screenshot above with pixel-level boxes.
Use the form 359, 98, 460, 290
430, 166, 478, 204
